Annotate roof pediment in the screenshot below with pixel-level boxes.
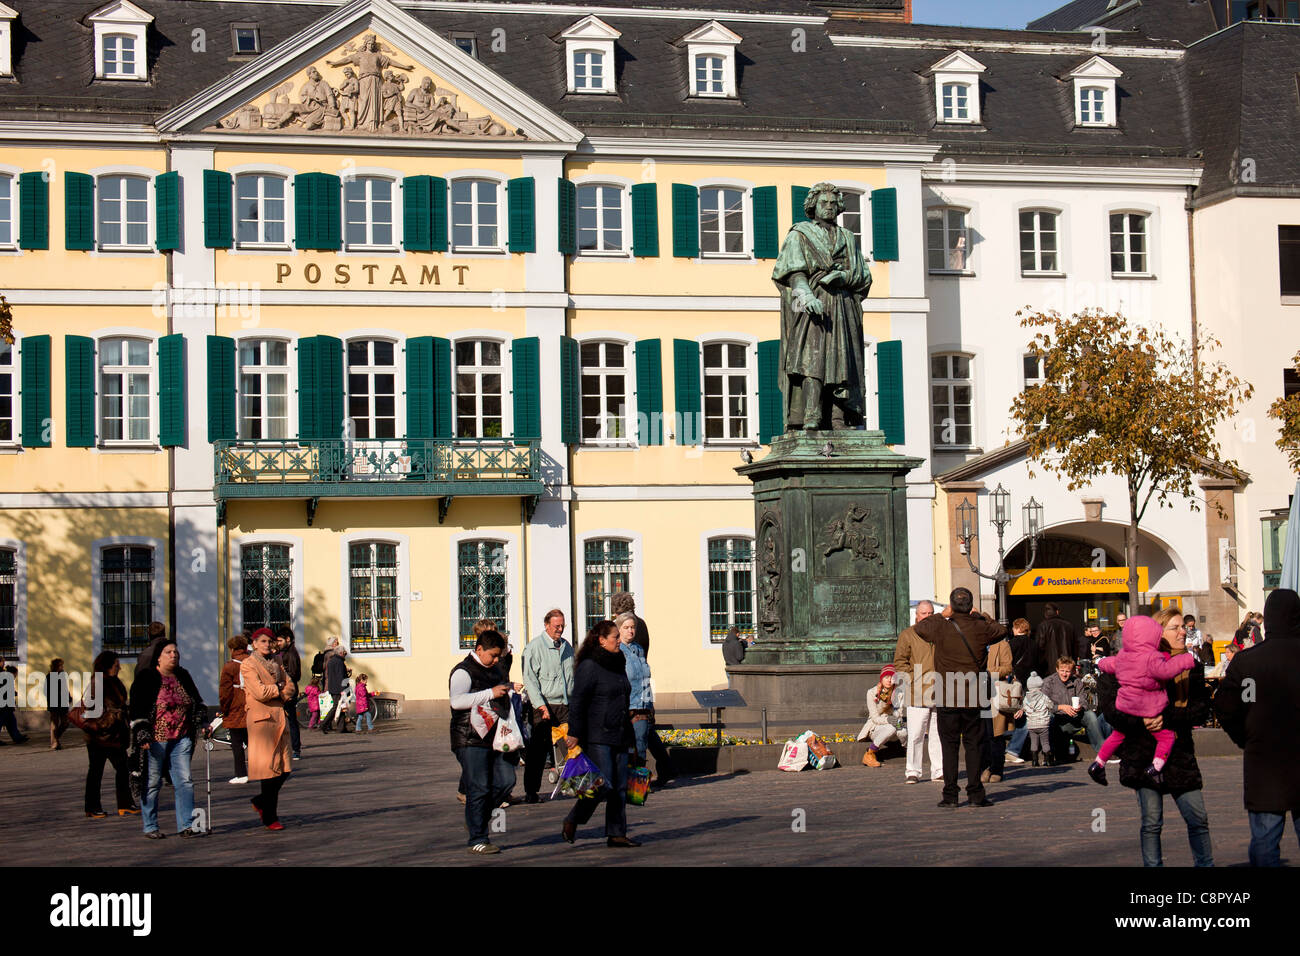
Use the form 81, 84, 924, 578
560, 15, 621, 42
928, 50, 986, 75
156, 0, 583, 145
0, 5, 17, 21
1068, 55, 1124, 80
86, 0, 153, 25
680, 21, 743, 46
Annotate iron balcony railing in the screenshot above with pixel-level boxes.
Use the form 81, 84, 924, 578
214, 438, 543, 499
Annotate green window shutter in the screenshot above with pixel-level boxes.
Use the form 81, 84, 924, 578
294, 173, 341, 251
757, 339, 782, 444
432, 336, 452, 439
752, 186, 778, 259
673, 338, 701, 446
64, 335, 95, 448
406, 336, 435, 439
508, 177, 536, 253
18, 171, 49, 250
560, 336, 580, 445
671, 184, 699, 259
207, 335, 236, 443
877, 340, 905, 445
155, 171, 181, 251
634, 339, 663, 446
317, 336, 344, 440
871, 187, 899, 262
630, 183, 659, 258
158, 333, 186, 446
19, 334, 51, 448
557, 179, 576, 256
296, 337, 319, 441
791, 185, 810, 226
403, 176, 432, 251
430, 176, 448, 253
512, 337, 541, 440
64, 173, 95, 251
203, 169, 233, 249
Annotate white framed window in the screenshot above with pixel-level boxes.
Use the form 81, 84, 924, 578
99, 336, 153, 443
1023, 353, 1045, 389
457, 539, 508, 649
454, 339, 504, 439
97, 174, 150, 249
0, 339, 13, 443
90, 0, 151, 81
238, 338, 291, 440
583, 537, 632, 632
1019, 209, 1061, 275
931, 353, 975, 449
348, 540, 402, 651
235, 174, 288, 247
683, 21, 741, 98
839, 190, 865, 252
0, 173, 14, 248
562, 16, 620, 94
706, 535, 756, 644
703, 341, 752, 443
927, 206, 970, 273
577, 184, 625, 253
344, 177, 396, 250
1070, 56, 1121, 128
346, 339, 398, 440
930, 51, 986, 125
232, 24, 260, 55
99, 544, 155, 652
941, 82, 971, 122
700, 186, 746, 256
580, 341, 630, 445
1110, 212, 1150, 275
451, 179, 501, 251
0, 7, 14, 79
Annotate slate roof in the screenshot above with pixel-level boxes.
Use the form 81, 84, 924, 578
1027, 0, 1114, 32
0, 0, 1195, 166
1029, 0, 1222, 45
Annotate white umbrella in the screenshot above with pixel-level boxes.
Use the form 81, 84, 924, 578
1280, 480, 1300, 592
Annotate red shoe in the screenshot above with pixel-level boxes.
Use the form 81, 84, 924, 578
251, 799, 264, 823
266, 821, 284, 831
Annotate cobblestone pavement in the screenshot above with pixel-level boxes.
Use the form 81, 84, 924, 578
2, 719, 1267, 867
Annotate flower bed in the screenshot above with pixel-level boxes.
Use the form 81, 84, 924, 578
656, 729, 860, 748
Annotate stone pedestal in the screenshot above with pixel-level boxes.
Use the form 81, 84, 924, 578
732, 429, 920, 718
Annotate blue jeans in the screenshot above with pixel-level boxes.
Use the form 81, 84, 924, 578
1248, 810, 1300, 866
631, 718, 651, 764
1136, 787, 1214, 867
1007, 719, 1028, 758
564, 743, 628, 838
1082, 709, 1112, 749
143, 737, 195, 834
356, 709, 374, 731
455, 746, 515, 846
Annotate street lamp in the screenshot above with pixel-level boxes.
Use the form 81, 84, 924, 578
954, 486, 1044, 626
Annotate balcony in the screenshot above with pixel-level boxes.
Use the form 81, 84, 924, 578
214, 438, 544, 524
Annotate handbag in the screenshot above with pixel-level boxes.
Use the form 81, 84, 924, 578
992, 677, 1023, 715
626, 766, 651, 806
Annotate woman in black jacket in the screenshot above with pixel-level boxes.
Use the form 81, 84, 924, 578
561, 620, 639, 848
1098, 609, 1214, 867
129, 640, 207, 839
83, 651, 138, 818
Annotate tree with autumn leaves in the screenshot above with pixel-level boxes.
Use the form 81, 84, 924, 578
1009, 309, 1252, 612
1268, 351, 1300, 472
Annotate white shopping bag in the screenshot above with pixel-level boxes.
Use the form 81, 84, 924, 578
492, 702, 525, 753
777, 738, 809, 772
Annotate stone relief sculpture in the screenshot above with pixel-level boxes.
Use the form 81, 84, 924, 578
818, 503, 881, 564
759, 515, 783, 637
214, 34, 522, 138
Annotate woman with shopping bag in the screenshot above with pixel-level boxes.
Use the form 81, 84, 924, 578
561, 620, 640, 848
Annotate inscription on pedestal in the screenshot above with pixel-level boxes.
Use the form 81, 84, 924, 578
813, 582, 893, 626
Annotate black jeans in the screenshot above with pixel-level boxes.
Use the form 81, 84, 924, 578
85, 741, 134, 812
524, 703, 568, 798
229, 727, 248, 778
937, 707, 986, 803
283, 701, 301, 755
646, 723, 677, 779
252, 774, 288, 825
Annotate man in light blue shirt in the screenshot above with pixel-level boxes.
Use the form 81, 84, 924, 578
520, 609, 574, 803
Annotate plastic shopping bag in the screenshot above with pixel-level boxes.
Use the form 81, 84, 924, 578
626, 766, 652, 806
470, 702, 498, 740
492, 701, 525, 753
511, 692, 531, 745
557, 751, 606, 798
798, 730, 839, 770
777, 738, 809, 771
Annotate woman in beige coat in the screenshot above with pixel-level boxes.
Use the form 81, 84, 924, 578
241, 627, 295, 830
982, 639, 1015, 783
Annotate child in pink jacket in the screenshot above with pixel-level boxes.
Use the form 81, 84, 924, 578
305, 677, 322, 729
1088, 615, 1196, 786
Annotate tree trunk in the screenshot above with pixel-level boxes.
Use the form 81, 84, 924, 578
1126, 511, 1140, 615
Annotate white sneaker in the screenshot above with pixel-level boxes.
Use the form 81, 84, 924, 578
905, 775, 920, 784
1005, 753, 1026, 765
228, 776, 248, 785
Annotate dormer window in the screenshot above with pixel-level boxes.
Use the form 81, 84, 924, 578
561, 15, 619, 95
232, 24, 260, 55
89, 0, 152, 81
451, 33, 477, 58
683, 20, 742, 98
929, 51, 986, 125
1069, 56, 1121, 128
0, 4, 16, 78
